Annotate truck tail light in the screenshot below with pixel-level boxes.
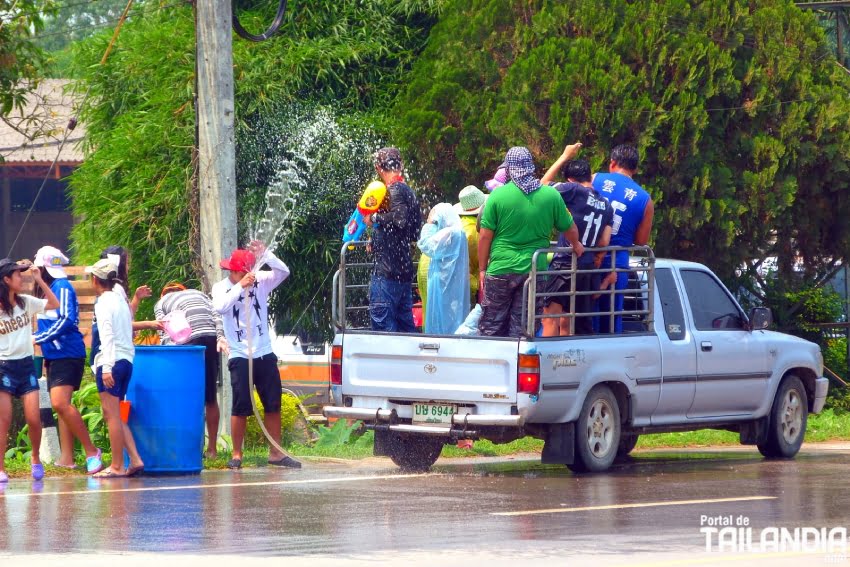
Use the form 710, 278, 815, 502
331, 345, 342, 385
518, 353, 540, 395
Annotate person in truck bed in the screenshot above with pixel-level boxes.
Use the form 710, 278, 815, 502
477, 146, 585, 337
540, 149, 615, 336
363, 147, 422, 333
591, 144, 654, 333
417, 202, 469, 335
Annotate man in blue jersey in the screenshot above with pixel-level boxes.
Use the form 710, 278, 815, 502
591, 144, 654, 333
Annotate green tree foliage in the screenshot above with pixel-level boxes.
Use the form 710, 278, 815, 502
0, 0, 56, 116
68, 3, 196, 304
395, 0, 850, 283
68, 1, 441, 322
39, 0, 132, 75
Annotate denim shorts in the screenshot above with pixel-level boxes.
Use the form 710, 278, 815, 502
96, 359, 133, 399
0, 357, 39, 398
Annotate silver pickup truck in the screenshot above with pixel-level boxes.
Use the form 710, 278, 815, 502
324, 244, 828, 473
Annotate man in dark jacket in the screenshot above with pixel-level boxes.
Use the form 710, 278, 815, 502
363, 147, 421, 332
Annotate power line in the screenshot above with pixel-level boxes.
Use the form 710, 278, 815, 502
8, 0, 139, 256
31, 0, 187, 41
54, 0, 113, 11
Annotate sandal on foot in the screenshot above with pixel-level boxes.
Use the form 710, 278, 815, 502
0, 471, 8, 483
54, 463, 78, 470
86, 449, 104, 475
31, 463, 45, 481
226, 458, 242, 470
127, 465, 145, 477
268, 456, 302, 469
93, 468, 128, 479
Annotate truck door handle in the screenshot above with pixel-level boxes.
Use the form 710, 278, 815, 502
419, 342, 440, 351
701, 341, 713, 352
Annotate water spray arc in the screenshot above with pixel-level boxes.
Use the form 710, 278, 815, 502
235, 104, 386, 462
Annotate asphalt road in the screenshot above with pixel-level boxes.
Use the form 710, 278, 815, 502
3, 443, 850, 566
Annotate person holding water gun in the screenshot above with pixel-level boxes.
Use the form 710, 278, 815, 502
362, 147, 422, 332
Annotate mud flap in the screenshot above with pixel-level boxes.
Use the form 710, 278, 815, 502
739, 417, 769, 445
373, 428, 392, 457
541, 422, 575, 465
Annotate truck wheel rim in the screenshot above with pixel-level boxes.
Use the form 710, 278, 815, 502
780, 388, 803, 445
586, 399, 615, 458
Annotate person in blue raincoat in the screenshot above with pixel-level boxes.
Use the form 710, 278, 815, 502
417, 203, 470, 334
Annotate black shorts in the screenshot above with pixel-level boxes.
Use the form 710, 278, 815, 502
228, 353, 281, 417
0, 357, 39, 398
45, 358, 85, 391
187, 335, 219, 405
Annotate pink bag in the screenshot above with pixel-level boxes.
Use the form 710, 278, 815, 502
162, 310, 192, 344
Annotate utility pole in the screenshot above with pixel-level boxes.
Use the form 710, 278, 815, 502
196, 0, 237, 292
196, 0, 237, 438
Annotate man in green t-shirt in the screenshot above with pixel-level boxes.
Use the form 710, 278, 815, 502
478, 147, 584, 337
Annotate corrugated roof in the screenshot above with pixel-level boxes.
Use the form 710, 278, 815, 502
0, 79, 85, 164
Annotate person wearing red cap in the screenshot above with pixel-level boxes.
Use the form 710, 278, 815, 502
211, 241, 300, 469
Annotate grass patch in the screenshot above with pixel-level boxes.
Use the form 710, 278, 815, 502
635, 409, 850, 449
441, 437, 544, 458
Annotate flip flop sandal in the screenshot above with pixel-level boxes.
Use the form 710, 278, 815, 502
127, 465, 145, 477
268, 456, 302, 469
31, 463, 45, 481
226, 458, 242, 469
86, 449, 104, 475
93, 468, 128, 479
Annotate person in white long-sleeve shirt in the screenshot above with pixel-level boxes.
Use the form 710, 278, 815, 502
87, 259, 144, 478
211, 242, 300, 469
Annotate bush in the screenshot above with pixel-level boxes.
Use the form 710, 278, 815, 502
824, 337, 850, 412
243, 392, 303, 449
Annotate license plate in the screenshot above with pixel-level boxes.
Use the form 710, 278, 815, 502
412, 403, 457, 425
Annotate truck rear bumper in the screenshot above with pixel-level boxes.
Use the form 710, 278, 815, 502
323, 406, 523, 427
813, 377, 829, 414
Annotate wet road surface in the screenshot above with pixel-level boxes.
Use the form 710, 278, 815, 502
3, 443, 850, 566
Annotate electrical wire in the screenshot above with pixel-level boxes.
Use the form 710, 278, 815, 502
6, 0, 137, 257
232, 0, 287, 42
30, 0, 187, 41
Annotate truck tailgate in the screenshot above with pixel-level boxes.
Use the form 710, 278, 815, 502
341, 333, 518, 404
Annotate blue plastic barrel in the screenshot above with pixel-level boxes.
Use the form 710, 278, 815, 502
125, 345, 206, 474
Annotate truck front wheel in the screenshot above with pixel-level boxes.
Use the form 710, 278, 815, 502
388, 434, 444, 472
757, 375, 808, 459
568, 385, 621, 473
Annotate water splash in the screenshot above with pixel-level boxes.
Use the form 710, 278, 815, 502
244, 104, 384, 254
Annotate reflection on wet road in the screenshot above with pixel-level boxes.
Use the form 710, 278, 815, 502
2, 445, 850, 565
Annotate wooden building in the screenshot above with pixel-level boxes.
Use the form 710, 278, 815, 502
0, 79, 84, 260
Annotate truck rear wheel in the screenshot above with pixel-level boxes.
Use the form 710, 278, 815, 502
568, 385, 621, 473
757, 375, 808, 459
388, 434, 444, 472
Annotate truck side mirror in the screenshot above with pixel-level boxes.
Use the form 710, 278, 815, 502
749, 307, 772, 331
